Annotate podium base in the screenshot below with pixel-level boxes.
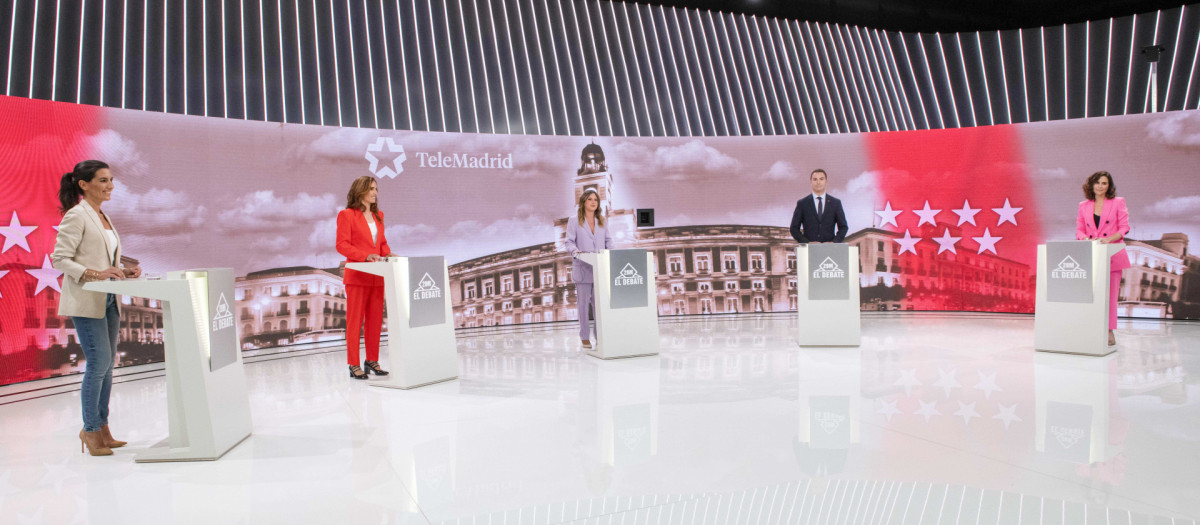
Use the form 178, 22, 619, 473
585, 350, 658, 360
796, 340, 861, 348
134, 433, 250, 463
367, 376, 458, 390
1034, 347, 1117, 357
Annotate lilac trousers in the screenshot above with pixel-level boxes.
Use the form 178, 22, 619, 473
576, 283, 595, 340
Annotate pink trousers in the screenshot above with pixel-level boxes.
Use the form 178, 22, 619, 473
1108, 270, 1120, 330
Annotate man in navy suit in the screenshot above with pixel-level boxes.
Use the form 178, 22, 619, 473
789, 169, 848, 243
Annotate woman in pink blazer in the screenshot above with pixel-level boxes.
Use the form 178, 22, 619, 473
1075, 171, 1130, 346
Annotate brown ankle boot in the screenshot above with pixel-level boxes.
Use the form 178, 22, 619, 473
79, 429, 113, 456
100, 425, 127, 448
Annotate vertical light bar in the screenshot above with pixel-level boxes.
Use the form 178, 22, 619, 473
728, 13, 763, 134
685, 9, 717, 135
472, 0, 493, 131
1041, 27, 1048, 120
291, 0, 305, 122
596, 0, 625, 135
765, 17, 804, 134
1163, 6, 1185, 110
1103, 18, 1113, 116
5, 0, 18, 96
500, 0, 525, 133
203, 0, 208, 115
1184, 13, 1200, 109
310, 0, 325, 123
659, 5, 688, 135
951, 33, 976, 127
145, 0, 150, 108
855, 26, 895, 130
276, 0, 288, 121
78, 0, 88, 102
219, 0, 226, 116
1084, 21, 1090, 117
814, 21, 855, 132
837, 24, 877, 131
545, 0, 570, 134
458, 0, 477, 131
330, 0, 344, 125
415, 0, 432, 129
717, 12, 749, 135
566, 0, 593, 134
803, 21, 843, 132
1123, 16, 1138, 114
753, 16, 790, 134
623, 2, 651, 136
549, 0, 577, 134
260, 0, 268, 119
367, 0, 390, 127
1062, 24, 1068, 118
528, 0, 553, 134
1143, 11, 1162, 112
676, 8, 707, 135
1017, 29, 1029, 122
439, 0, 458, 130
895, 32, 929, 129
102, 0, 109, 104
794, 22, 829, 133
864, 28, 903, 130
426, 0, 446, 130
778, 18, 818, 133
821, 22, 862, 131
643, 4, 672, 134
238, 0, 247, 116
974, 32, 994, 125
582, 0, 612, 135
995, 31, 1012, 123
914, 33, 943, 128
50, 0, 61, 100
27, 0, 40, 98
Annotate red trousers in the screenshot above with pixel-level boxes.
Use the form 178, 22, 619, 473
345, 285, 384, 366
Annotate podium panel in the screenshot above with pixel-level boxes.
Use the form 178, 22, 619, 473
577, 250, 660, 360
85, 268, 253, 462
795, 245, 861, 347
347, 257, 459, 389
1034, 242, 1125, 356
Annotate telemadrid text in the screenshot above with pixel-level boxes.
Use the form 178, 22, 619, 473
414, 152, 514, 169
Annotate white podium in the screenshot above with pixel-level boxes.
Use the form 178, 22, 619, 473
1034, 242, 1125, 356
347, 257, 458, 389
795, 245, 861, 347
1034, 352, 1120, 464
85, 271, 252, 462
576, 250, 660, 360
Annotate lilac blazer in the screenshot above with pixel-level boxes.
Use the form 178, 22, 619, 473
564, 215, 614, 284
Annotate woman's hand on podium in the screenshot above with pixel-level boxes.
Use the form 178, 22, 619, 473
94, 267, 125, 281
122, 265, 142, 279
365, 254, 383, 262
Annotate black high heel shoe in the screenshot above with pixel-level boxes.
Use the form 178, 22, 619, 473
364, 360, 389, 376
349, 365, 368, 380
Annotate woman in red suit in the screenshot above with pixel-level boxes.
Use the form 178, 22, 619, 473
337, 176, 396, 379
1075, 171, 1130, 346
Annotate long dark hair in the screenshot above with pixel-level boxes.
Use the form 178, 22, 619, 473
58, 160, 110, 215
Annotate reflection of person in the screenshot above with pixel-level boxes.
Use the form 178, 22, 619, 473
336, 176, 394, 379
563, 189, 613, 349
51, 160, 141, 456
1075, 171, 1130, 346
789, 169, 847, 243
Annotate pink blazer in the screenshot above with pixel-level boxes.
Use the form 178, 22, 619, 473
1075, 197, 1131, 271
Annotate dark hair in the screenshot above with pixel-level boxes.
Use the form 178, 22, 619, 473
58, 160, 110, 215
1082, 171, 1116, 201
810, 169, 827, 180
346, 175, 382, 223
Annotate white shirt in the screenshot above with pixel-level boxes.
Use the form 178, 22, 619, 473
363, 211, 378, 245
812, 193, 827, 215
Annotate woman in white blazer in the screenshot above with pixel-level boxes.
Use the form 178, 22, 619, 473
51, 160, 141, 456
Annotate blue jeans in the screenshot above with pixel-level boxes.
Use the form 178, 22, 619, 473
72, 294, 120, 432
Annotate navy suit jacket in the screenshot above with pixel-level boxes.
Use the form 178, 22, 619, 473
789, 194, 848, 243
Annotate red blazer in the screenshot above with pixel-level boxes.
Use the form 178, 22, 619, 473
336, 208, 392, 287
1075, 197, 1131, 272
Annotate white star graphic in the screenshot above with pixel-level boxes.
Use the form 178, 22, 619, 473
25, 255, 64, 296
912, 200, 941, 227
953, 401, 981, 426
914, 400, 941, 422
894, 368, 922, 396
0, 211, 38, 253
992, 199, 1023, 226
0, 270, 8, 297
37, 458, 76, 494
992, 403, 1022, 429
932, 367, 961, 398
933, 229, 961, 255
973, 228, 1002, 255
874, 201, 902, 228
951, 199, 981, 226
877, 399, 902, 421
972, 371, 1003, 399
894, 229, 921, 255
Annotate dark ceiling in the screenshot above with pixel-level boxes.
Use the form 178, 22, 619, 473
645, 0, 1191, 33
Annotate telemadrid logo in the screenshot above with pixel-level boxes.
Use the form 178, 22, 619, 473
812, 257, 845, 279
1051, 256, 1087, 279
364, 137, 513, 179
614, 263, 645, 286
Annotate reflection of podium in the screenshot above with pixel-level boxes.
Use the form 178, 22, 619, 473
84, 269, 252, 462
347, 257, 458, 389
795, 245, 860, 347
797, 349, 860, 475
576, 249, 659, 360
583, 359, 659, 466
1034, 242, 1125, 356
1034, 353, 1120, 464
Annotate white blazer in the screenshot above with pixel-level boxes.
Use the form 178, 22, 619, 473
51, 203, 122, 318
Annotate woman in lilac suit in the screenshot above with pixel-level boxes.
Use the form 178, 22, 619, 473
564, 189, 613, 349
1074, 171, 1130, 346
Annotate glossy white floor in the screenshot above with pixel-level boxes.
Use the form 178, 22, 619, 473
0, 313, 1197, 524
